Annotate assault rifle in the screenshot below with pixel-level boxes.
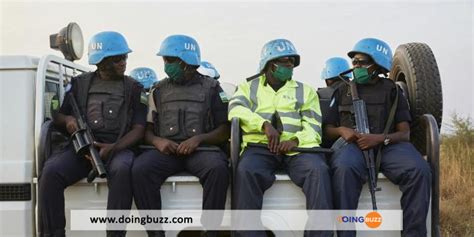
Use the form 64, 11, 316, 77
69, 93, 107, 183
348, 81, 380, 210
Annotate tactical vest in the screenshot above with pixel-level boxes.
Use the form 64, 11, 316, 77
317, 80, 346, 148
153, 75, 217, 142
87, 78, 124, 142
72, 72, 138, 143
317, 80, 346, 118
337, 78, 396, 134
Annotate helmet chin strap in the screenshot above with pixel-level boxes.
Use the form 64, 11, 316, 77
370, 70, 379, 79
182, 61, 188, 71
366, 64, 378, 79
368, 64, 389, 79
182, 62, 199, 82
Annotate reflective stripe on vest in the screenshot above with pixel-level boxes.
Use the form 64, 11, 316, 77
249, 78, 260, 111
295, 81, 304, 110
241, 76, 306, 135
301, 110, 322, 122
228, 95, 251, 112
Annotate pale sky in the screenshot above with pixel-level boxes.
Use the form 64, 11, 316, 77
1, 0, 473, 133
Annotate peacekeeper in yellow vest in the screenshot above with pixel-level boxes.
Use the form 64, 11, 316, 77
229, 39, 333, 237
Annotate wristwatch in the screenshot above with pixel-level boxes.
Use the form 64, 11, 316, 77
383, 135, 391, 146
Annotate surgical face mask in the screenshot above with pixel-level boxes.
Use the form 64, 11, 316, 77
272, 64, 293, 82
164, 62, 184, 81
352, 65, 373, 84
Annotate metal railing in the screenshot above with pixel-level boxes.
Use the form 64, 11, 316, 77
34, 55, 90, 176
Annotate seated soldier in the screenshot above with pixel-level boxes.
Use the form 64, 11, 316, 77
318, 57, 352, 148
324, 38, 431, 237
131, 35, 230, 237
38, 31, 146, 237
229, 39, 332, 237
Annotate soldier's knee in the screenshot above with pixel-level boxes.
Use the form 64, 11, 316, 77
131, 156, 151, 179
207, 159, 229, 179
237, 168, 261, 187
413, 159, 431, 180
39, 163, 65, 193
236, 159, 255, 177
109, 159, 132, 178
331, 146, 363, 171
332, 158, 361, 174
213, 161, 229, 173
320, 165, 332, 181
105, 153, 130, 178
40, 162, 61, 182
309, 160, 331, 177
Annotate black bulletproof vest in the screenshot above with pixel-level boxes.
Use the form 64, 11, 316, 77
87, 78, 125, 143
317, 80, 346, 118
73, 72, 136, 143
337, 78, 396, 134
152, 75, 217, 142
317, 80, 346, 148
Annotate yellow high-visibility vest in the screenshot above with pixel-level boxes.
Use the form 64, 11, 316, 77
228, 75, 322, 155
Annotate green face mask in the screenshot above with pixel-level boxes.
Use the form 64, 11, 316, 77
272, 64, 293, 82
353, 67, 371, 84
164, 62, 184, 81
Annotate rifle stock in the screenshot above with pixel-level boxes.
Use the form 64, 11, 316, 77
69, 93, 107, 183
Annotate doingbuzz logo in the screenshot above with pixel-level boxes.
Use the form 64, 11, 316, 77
336, 211, 382, 228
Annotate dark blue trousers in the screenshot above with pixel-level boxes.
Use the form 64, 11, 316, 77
330, 142, 431, 237
234, 147, 333, 237
132, 149, 229, 237
38, 145, 134, 237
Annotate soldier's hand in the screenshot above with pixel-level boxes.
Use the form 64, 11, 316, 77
65, 115, 79, 134
94, 142, 115, 160
263, 121, 280, 153
153, 137, 178, 156
356, 134, 384, 150
278, 139, 298, 154
177, 135, 203, 156
338, 127, 360, 143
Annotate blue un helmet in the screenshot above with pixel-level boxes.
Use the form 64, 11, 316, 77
320, 57, 352, 80
88, 31, 132, 65
129, 67, 158, 90
258, 39, 300, 72
347, 38, 393, 72
197, 61, 220, 79
157, 35, 201, 66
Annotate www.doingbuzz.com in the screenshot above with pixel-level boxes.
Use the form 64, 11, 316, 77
71, 210, 403, 231
90, 215, 193, 226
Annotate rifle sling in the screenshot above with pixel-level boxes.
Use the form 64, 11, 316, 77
375, 86, 399, 180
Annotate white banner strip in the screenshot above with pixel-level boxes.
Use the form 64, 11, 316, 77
71, 209, 402, 231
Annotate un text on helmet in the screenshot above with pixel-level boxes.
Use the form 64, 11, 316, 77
376, 44, 389, 55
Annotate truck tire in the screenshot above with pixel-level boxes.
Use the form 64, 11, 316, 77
390, 42, 442, 153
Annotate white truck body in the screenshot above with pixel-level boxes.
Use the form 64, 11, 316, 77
0, 55, 434, 237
